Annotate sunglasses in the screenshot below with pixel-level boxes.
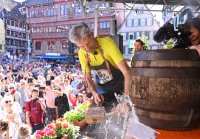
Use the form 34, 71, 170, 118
9, 87, 14, 89
5, 100, 11, 104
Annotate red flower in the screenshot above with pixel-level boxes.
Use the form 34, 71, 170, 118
55, 123, 61, 128
47, 124, 54, 129
36, 130, 45, 136
63, 123, 68, 129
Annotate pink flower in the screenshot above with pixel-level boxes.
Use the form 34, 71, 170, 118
46, 129, 54, 136
36, 134, 42, 139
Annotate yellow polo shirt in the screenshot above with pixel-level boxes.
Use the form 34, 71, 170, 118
78, 37, 124, 74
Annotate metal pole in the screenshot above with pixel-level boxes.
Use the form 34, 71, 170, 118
94, 8, 98, 37
27, 32, 30, 61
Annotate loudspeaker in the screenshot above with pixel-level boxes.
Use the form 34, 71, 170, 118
111, 35, 123, 53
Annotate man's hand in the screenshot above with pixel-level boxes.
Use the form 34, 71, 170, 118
190, 45, 200, 56
93, 92, 104, 105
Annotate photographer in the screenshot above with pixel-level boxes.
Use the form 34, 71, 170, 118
185, 18, 200, 56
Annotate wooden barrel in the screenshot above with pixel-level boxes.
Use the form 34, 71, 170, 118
130, 49, 200, 131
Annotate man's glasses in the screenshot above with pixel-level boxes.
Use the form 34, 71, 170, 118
5, 100, 11, 104
9, 87, 14, 89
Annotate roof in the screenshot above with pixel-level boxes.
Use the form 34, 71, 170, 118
26, 0, 54, 6
93, 0, 200, 6
0, 2, 26, 21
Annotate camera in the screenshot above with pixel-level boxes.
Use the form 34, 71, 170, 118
154, 23, 191, 48
46, 80, 51, 86
154, 8, 194, 49
27, 78, 33, 83
32, 98, 38, 103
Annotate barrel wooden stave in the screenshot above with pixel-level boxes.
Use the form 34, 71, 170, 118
130, 49, 200, 130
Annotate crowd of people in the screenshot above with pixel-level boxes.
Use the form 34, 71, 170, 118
0, 57, 91, 139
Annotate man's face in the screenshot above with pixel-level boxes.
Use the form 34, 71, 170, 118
75, 34, 96, 53
134, 41, 143, 52
188, 27, 200, 43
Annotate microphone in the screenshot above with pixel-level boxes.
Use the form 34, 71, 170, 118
93, 51, 98, 55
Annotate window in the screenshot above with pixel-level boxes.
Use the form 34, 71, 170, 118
144, 31, 150, 40
61, 4, 68, 15
30, 11, 36, 17
133, 19, 139, 27
106, 22, 110, 28
140, 19, 146, 26
6, 20, 10, 25
100, 22, 108, 28
126, 32, 129, 40
126, 19, 132, 27
38, 10, 45, 17
75, 2, 80, 14
11, 20, 14, 26
48, 41, 55, 50
48, 9, 56, 16
61, 40, 67, 49
128, 48, 133, 54
35, 41, 41, 50
147, 18, 152, 26
90, 23, 94, 29
136, 32, 141, 39
6, 30, 10, 36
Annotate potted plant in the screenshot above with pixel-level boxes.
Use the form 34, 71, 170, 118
64, 101, 91, 129
32, 118, 80, 139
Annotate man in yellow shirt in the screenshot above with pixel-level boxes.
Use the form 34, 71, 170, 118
69, 23, 131, 110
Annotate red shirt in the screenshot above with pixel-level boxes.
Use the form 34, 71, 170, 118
25, 100, 44, 125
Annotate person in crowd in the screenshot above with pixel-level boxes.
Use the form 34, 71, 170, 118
44, 81, 57, 123
134, 39, 144, 52
6, 84, 22, 107
0, 119, 9, 139
17, 124, 32, 139
1, 96, 22, 139
76, 93, 84, 105
69, 22, 131, 111
185, 18, 200, 56
53, 86, 70, 118
25, 88, 46, 133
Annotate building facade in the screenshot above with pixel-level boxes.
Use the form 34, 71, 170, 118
26, 0, 115, 60
0, 2, 29, 58
118, 5, 162, 59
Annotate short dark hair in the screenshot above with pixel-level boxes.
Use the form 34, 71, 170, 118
184, 17, 200, 31
135, 39, 144, 46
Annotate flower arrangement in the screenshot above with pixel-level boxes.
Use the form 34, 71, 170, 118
32, 118, 80, 139
64, 101, 92, 122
